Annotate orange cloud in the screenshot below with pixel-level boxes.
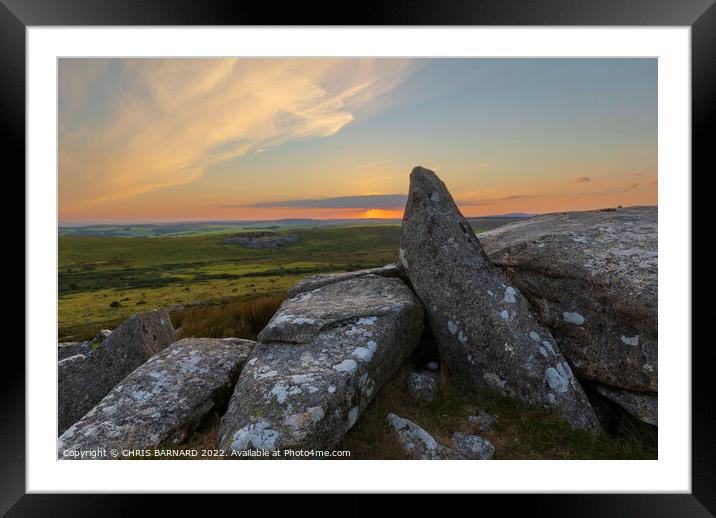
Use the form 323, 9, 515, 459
59, 59, 419, 212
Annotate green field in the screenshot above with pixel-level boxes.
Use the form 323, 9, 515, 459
59, 226, 394, 339
58, 218, 526, 340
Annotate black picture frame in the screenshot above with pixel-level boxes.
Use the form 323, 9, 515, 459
5, 0, 711, 514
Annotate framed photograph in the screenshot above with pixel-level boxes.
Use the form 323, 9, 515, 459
7, 0, 710, 513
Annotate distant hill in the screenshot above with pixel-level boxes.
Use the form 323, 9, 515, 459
491, 212, 535, 218
58, 214, 533, 238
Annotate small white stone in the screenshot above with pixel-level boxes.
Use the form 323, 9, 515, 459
563, 311, 585, 325
333, 359, 358, 374
503, 287, 517, 303
621, 335, 639, 346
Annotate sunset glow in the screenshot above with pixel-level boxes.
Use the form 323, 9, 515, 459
59, 58, 657, 224
360, 209, 404, 219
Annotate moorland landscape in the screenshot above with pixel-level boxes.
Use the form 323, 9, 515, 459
57, 58, 657, 460
58, 168, 658, 460
58, 217, 524, 342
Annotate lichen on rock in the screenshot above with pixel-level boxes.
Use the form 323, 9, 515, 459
58, 337, 254, 459
400, 166, 600, 431
58, 309, 176, 434
480, 206, 657, 395
218, 275, 424, 454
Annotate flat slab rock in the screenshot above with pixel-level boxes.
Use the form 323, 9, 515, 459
217, 275, 424, 454
58, 338, 254, 459
400, 167, 599, 431
595, 384, 657, 426
58, 309, 176, 434
479, 207, 657, 393
386, 413, 463, 460
286, 263, 403, 298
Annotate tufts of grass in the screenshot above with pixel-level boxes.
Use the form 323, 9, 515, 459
173, 293, 285, 341
337, 365, 657, 460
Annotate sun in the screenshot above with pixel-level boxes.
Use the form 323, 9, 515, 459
360, 209, 404, 219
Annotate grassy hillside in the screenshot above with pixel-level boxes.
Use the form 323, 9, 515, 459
58, 218, 527, 340
58, 225, 399, 339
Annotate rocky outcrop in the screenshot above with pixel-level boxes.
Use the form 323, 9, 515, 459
452, 432, 495, 459
222, 232, 298, 249
387, 413, 463, 459
594, 384, 657, 426
286, 263, 403, 298
58, 309, 176, 434
400, 167, 599, 431
217, 275, 424, 454
479, 206, 657, 394
58, 338, 253, 459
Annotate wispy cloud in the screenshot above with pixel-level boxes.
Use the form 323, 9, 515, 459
243, 194, 408, 209
576, 176, 592, 183
59, 59, 419, 207
624, 182, 641, 191
354, 159, 391, 170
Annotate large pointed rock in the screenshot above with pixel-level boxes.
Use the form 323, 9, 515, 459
58, 309, 176, 434
400, 167, 599, 431
479, 207, 657, 393
58, 338, 254, 459
217, 275, 424, 453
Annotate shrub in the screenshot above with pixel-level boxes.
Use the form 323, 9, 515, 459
109, 301, 121, 308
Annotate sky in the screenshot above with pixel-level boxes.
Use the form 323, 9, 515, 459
58, 58, 657, 223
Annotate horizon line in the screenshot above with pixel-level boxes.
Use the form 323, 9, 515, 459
57, 205, 656, 227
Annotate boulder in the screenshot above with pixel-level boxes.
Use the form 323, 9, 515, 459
58, 309, 176, 434
400, 167, 599, 431
594, 384, 657, 426
479, 206, 657, 393
406, 371, 438, 403
451, 432, 495, 459
386, 413, 463, 460
217, 275, 423, 453
286, 263, 403, 298
58, 338, 254, 459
